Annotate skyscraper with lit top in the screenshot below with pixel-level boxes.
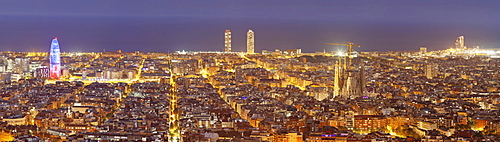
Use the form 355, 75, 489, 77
50, 38, 61, 79
247, 29, 254, 54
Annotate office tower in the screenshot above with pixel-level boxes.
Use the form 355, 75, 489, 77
14, 58, 23, 73
455, 36, 465, 49
14, 58, 30, 74
21, 58, 30, 73
420, 46, 427, 55
425, 63, 438, 79
35, 66, 50, 78
247, 29, 254, 54
224, 29, 231, 52
5, 58, 14, 72
50, 38, 61, 79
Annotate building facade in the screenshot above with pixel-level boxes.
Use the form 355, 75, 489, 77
224, 29, 231, 52
50, 38, 61, 79
455, 36, 465, 49
247, 29, 254, 54
425, 63, 438, 79
420, 46, 427, 55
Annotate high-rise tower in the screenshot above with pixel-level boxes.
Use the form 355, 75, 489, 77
247, 29, 254, 54
425, 63, 438, 79
50, 38, 61, 79
224, 29, 232, 52
420, 46, 427, 55
455, 36, 465, 49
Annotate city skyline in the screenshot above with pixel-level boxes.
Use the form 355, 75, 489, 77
2, 1, 500, 141
2, 46, 500, 141
0, 1, 499, 53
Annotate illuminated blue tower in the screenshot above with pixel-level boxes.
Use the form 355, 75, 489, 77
50, 38, 61, 79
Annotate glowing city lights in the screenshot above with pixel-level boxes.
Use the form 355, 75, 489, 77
49, 38, 61, 79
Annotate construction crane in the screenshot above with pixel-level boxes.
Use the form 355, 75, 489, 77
325, 42, 361, 70
324, 42, 361, 57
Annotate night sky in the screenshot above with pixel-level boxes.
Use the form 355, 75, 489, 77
0, 0, 499, 53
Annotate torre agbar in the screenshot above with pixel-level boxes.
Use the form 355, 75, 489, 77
50, 38, 61, 79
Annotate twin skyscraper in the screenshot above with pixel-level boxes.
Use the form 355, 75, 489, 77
224, 29, 254, 54
50, 29, 254, 80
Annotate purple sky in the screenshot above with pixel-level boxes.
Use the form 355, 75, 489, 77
0, 0, 499, 53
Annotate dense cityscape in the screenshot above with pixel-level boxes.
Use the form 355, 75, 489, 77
0, 31, 500, 142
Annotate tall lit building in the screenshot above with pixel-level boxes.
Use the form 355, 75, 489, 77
50, 38, 61, 79
420, 46, 427, 55
35, 66, 50, 79
425, 63, 438, 79
224, 29, 231, 52
455, 36, 465, 49
247, 29, 254, 54
14, 57, 30, 77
